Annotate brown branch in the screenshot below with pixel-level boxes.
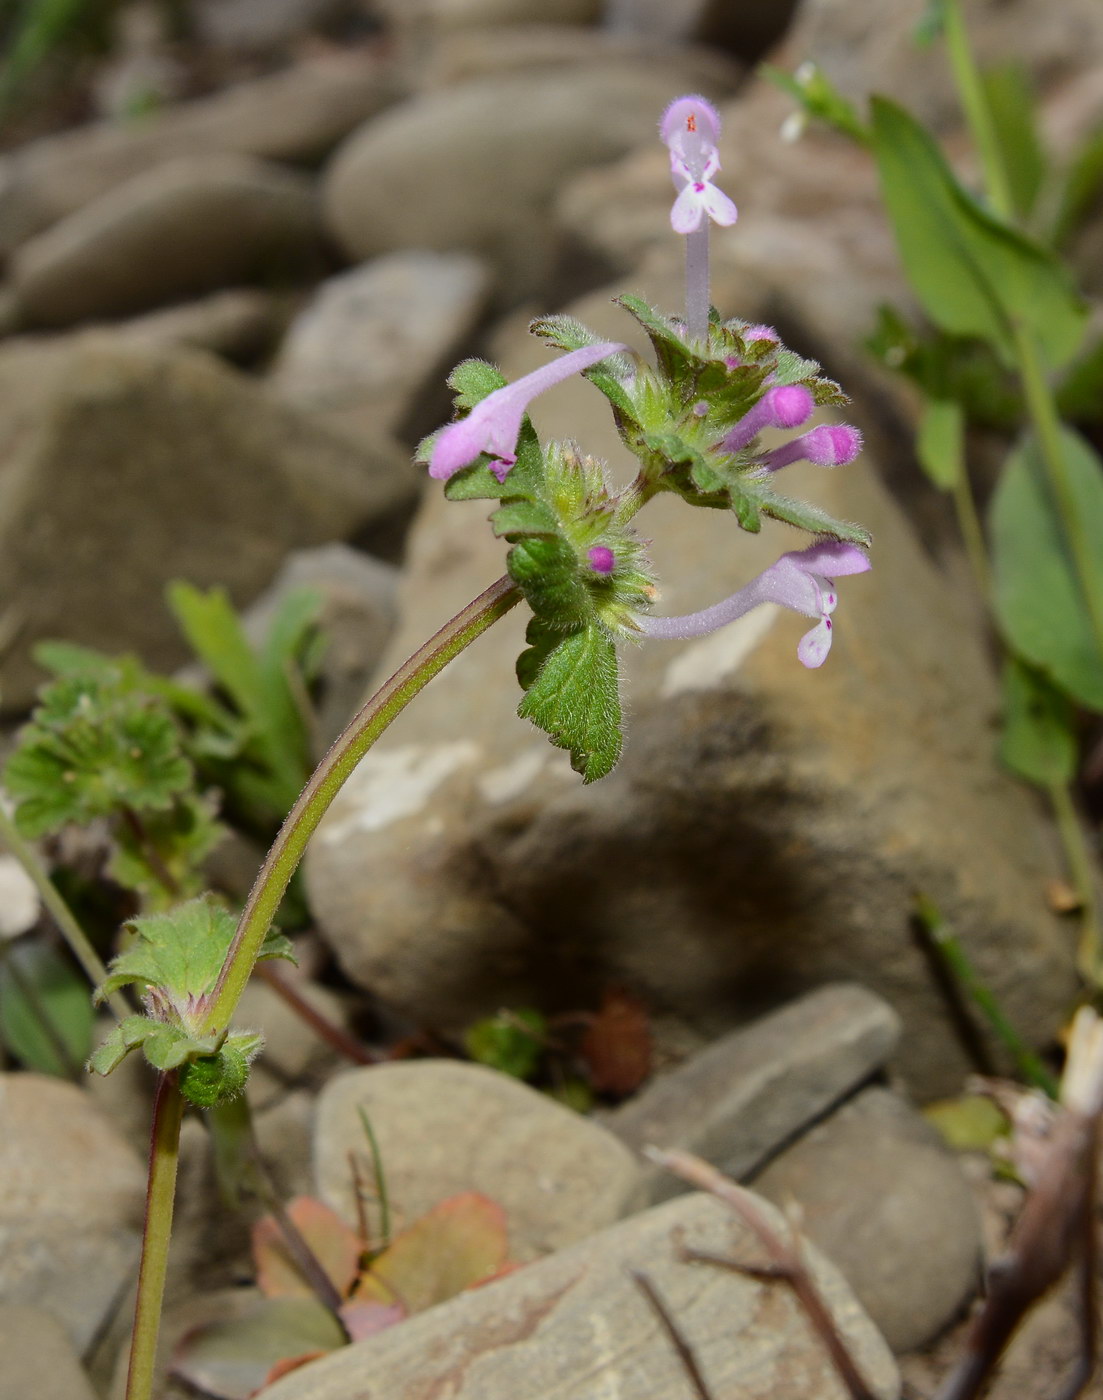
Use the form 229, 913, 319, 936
934, 1008, 1103, 1400
255, 960, 377, 1065
646, 1147, 880, 1400
629, 1267, 715, 1400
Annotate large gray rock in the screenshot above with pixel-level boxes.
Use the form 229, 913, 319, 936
606, 0, 800, 62
371, 0, 602, 35
0, 52, 401, 254
194, 0, 352, 49
313, 1060, 645, 1260
419, 24, 743, 92
304, 271, 1076, 1100
271, 251, 492, 440
753, 1087, 983, 1352
260, 1191, 899, 1400
0, 1075, 146, 1352
608, 984, 902, 1199
10, 155, 319, 328
322, 62, 737, 299
0, 338, 415, 708
0, 1305, 99, 1400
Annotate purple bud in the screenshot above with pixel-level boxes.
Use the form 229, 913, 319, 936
588, 545, 615, 574
692, 400, 709, 417
721, 384, 814, 453
759, 423, 863, 472
744, 324, 777, 343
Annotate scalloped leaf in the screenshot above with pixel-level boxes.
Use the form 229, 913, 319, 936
4, 677, 194, 839
517, 623, 622, 783
95, 895, 294, 1010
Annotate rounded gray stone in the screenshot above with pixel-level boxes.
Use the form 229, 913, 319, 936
11, 155, 320, 328
752, 1087, 983, 1351
314, 1060, 646, 1259
0, 1075, 146, 1352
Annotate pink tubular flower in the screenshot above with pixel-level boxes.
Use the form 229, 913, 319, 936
429, 342, 626, 484
758, 424, 864, 472
639, 540, 871, 668
660, 94, 737, 235
721, 385, 814, 454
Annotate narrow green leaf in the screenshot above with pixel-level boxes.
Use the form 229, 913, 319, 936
1056, 334, 1103, 423
981, 64, 1045, 221
1051, 121, 1103, 248
999, 657, 1077, 786
517, 624, 622, 783
759, 493, 873, 546
990, 429, 1103, 709
870, 96, 1086, 370
916, 396, 965, 491
0, 941, 93, 1077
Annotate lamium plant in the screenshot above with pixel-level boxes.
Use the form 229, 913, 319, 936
5, 94, 872, 1400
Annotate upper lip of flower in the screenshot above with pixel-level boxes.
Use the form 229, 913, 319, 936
427, 342, 627, 484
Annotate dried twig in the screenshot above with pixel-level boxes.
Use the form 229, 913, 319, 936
629, 1267, 716, 1400
934, 1007, 1103, 1400
646, 1147, 880, 1400
255, 959, 377, 1065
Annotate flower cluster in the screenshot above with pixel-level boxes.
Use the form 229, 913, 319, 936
419, 93, 872, 774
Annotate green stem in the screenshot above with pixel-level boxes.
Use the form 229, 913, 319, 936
942, 0, 1015, 221
125, 1072, 185, 1400
915, 894, 1060, 1096
0, 802, 129, 1020
1048, 779, 1103, 985
201, 575, 522, 1037
1012, 322, 1103, 667
950, 466, 992, 603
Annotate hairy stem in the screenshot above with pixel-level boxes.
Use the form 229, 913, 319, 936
942, 0, 1015, 221
684, 223, 710, 346
125, 1073, 185, 1400
201, 575, 521, 1037
0, 802, 129, 1019
255, 960, 377, 1065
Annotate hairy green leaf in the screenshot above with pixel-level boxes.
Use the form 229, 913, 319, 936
517, 623, 622, 783
4, 677, 193, 838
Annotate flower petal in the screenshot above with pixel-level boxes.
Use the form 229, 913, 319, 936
670, 184, 705, 234
797, 617, 834, 668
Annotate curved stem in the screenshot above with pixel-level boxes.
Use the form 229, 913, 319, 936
201, 575, 522, 1037
125, 1073, 185, 1400
942, 0, 1014, 221
950, 467, 992, 604
0, 802, 129, 1020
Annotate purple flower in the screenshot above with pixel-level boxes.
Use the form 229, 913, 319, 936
660, 95, 737, 235
429, 342, 626, 484
640, 540, 871, 668
721, 385, 814, 454
588, 545, 616, 574
758, 424, 864, 472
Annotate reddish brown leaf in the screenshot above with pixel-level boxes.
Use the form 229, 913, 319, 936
355, 1192, 510, 1314
262, 1351, 328, 1389
253, 1196, 362, 1301
579, 988, 652, 1096
338, 1299, 406, 1341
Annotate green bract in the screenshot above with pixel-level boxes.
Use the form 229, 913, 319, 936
90, 895, 294, 1107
